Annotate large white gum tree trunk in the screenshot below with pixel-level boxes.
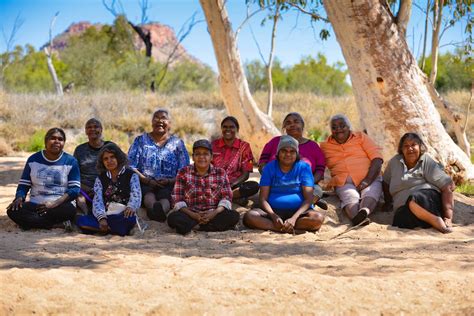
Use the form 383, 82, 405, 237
199, 0, 280, 156
324, 0, 474, 181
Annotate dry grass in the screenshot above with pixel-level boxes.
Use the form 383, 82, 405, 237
0, 90, 471, 156
444, 90, 473, 141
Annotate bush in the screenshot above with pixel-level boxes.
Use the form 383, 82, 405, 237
18, 129, 46, 152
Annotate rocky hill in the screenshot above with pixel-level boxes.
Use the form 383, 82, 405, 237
50, 21, 199, 66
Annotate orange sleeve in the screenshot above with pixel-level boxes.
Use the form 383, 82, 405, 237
360, 132, 383, 161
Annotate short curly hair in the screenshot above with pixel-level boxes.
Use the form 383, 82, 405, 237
96, 143, 128, 173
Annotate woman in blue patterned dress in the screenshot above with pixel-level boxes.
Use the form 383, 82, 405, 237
128, 109, 190, 222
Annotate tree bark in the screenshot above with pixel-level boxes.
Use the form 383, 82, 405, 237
45, 13, 63, 96
419, 0, 431, 70
395, 0, 412, 37
323, 0, 474, 181
266, 4, 280, 117
44, 47, 63, 96
429, 0, 444, 84
199, 0, 279, 156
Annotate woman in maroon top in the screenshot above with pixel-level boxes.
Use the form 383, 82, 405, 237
211, 116, 259, 203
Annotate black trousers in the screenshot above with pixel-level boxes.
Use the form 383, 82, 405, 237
233, 181, 259, 198
7, 201, 76, 230
392, 189, 442, 229
167, 208, 240, 235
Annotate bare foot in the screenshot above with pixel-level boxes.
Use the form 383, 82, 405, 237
433, 216, 452, 234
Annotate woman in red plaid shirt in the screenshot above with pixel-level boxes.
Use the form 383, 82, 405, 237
168, 139, 240, 235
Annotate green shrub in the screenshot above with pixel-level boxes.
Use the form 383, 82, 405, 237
18, 129, 45, 152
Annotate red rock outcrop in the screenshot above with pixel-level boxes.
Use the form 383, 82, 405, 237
50, 21, 198, 65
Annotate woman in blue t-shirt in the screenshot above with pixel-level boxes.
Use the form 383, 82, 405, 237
243, 135, 325, 233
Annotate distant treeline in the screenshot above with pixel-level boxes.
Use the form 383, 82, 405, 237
0, 16, 471, 94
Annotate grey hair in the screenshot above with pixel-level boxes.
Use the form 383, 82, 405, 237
153, 108, 171, 120
329, 114, 352, 130
282, 112, 305, 129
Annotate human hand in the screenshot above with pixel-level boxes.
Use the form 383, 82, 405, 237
36, 201, 54, 215
444, 217, 452, 228
7, 197, 24, 212
199, 209, 220, 224
283, 216, 297, 233
270, 213, 284, 230
356, 179, 370, 192
99, 218, 110, 233
124, 207, 135, 218
155, 179, 169, 188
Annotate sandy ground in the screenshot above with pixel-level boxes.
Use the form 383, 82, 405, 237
0, 155, 473, 315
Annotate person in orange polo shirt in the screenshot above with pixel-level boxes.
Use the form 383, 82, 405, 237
321, 114, 383, 226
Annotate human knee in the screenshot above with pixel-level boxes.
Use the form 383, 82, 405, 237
143, 192, 157, 209
307, 211, 324, 225
231, 210, 240, 225
243, 210, 259, 227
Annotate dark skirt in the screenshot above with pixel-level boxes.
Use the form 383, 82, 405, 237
392, 189, 443, 229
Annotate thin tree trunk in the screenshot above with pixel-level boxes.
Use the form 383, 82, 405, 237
44, 47, 63, 96
395, 0, 412, 37
323, 0, 473, 181
45, 13, 63, 96
420, 0, 431, 70
425, 80, 470, 158
266, 4, 280, 117
429, 0, 444, 84
199, 0, 279, 156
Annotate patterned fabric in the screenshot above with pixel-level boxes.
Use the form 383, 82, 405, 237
259, 136, 326, 178
383, 154, 452, 211
260, 160, 314, 212
128, 133, 190, 179
16, 151, 80, 204
211, 137, 254, 184
172, 165, 232, 212
321, 131, 383, 187
92, 167, 142, 221
73, 141, 111, 189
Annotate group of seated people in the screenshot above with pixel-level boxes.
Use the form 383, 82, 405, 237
6, 109, 455, 236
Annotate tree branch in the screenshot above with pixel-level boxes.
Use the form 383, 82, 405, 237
425, 78, 470, 157
102, 0, 124, 17
155, 12, 203, 89
395, 0, 412, 37
2, 13, 24, 53
286, 2, 329, 23
139, 0, 150, 25
235, 3, 268, 40
465, 82, 473, 134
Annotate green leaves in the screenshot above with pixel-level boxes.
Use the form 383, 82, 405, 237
245, 54, 351, 95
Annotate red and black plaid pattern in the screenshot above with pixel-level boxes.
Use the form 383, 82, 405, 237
172, 165, 232, 212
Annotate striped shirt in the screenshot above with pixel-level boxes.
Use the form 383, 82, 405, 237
16, 151, 81, 204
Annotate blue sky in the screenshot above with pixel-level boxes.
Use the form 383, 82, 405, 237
0, 0, 469, 71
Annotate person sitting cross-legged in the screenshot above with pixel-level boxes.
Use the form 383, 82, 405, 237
243, 135, 325, 233
7, 128, 80, 230
76, 143, 142, 236
211, 116, 259, 205
73, 118, 112, 214
167, 139, 240, 235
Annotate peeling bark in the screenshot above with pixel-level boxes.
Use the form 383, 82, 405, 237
199, 0, 279, 156
324, 0, 474, 181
